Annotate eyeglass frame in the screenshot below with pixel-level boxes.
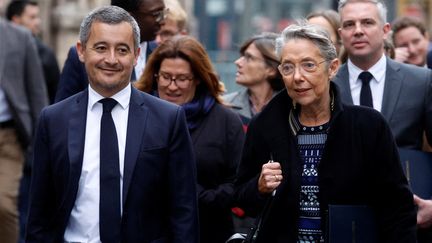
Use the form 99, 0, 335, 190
156, 71, 194, 88
278, 59, 327, 76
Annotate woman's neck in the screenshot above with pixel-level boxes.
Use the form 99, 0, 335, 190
248, 82, 273, 113
298, 97, 331, 127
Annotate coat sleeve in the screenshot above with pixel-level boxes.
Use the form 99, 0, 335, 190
26, 109, 55, 242
197, 109, 245, 208
371, 115, 417, 243
234, 117, 270, 215
424, 68, 432, 146
168, 107, 199, 243
25, 32, 49, 132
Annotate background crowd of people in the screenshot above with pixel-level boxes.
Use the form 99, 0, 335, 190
0, 0, 431, 242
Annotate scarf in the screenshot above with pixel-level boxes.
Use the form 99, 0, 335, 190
182, 93, 215, 131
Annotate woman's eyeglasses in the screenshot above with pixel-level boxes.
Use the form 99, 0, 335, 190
278, 59, 327, 76
156, 71, 194, 88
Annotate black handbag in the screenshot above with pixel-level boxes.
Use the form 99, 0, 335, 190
226, 197, 274, 243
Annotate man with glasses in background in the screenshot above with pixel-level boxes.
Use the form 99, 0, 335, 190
55, 0, 167, 102
155, 0, 188, 44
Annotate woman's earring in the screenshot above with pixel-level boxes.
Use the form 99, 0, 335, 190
292, 100, 297, 110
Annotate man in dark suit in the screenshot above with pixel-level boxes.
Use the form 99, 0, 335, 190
26, 6, 198, 243
55, 0, 164, 102
335, 0, 432, 241
0, 5, 48, 242
335, 0, 432, 150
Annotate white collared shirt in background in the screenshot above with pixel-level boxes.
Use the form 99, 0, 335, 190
347, 54, 386, 112
134, 41, 148, 80
64, 84, 131, 243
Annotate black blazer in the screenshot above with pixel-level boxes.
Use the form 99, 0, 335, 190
235, 84, 417, 243
35, 37, 60, 104
191, 103, 244, 243
27, 87, 199, 243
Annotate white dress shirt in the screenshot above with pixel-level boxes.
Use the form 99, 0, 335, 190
347, 55, 387, 112
134, 41, 148, 80
64, 84, 131, 243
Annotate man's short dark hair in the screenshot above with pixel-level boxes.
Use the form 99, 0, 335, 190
6, 0, 38, 21
111, 0, 142, 12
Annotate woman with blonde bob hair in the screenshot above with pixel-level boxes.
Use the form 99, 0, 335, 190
136, 35, 245, 243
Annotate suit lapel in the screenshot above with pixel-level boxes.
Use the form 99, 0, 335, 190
381, 59, 403, 121
123, 88, 148, 205
64, 91, 88, 207
333, 64, 354, 105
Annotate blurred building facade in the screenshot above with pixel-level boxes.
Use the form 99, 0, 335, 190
2, 0, 431, 92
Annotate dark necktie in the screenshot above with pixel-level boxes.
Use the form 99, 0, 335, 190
359, 71, 373, 108
99, 98, 121, 243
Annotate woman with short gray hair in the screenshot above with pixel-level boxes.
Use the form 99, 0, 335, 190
234, 22, 416, 242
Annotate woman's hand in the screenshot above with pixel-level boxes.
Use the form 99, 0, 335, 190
258, 161, 283, 195
414, 195, 432, 228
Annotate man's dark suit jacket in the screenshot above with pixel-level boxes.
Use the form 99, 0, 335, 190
427, 49, 432, 69
333, 57, 432, 150
55, 41, 158, 102
35, 38, 60, 104
26, 87, 199, 243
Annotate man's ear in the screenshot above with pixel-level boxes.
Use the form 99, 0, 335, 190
10, 15, 22, 25
382, 23, 391, 40
76, 41, 85, 63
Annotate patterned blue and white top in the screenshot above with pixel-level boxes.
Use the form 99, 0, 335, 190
296, 122, 329, 243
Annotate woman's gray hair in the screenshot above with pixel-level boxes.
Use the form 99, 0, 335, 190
275, 21, 337, 63
338, 0, 387, 24
79, 6, 140, 52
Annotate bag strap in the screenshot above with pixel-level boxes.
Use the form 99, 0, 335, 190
245, 195, 275, 243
